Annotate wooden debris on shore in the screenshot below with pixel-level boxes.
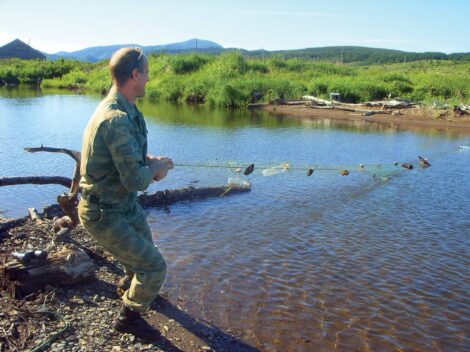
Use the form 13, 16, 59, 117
454, 104, 470, 117
300, 95, 415, 116
302, 95, 336, 106
1, 245, 95, 299
28, 208, 43, 224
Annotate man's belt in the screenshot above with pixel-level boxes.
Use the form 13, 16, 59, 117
81, 190, 113, 208
81, 189, 99, 203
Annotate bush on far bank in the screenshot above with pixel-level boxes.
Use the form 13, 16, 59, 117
1, 54, 469, 107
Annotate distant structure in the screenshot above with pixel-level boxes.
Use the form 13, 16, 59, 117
0, 39, 46, 60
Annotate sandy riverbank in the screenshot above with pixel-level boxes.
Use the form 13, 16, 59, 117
0, 217, 259, 352
249, 104, 470, 133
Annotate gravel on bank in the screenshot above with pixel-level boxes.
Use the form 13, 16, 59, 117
0, 217, 259, 352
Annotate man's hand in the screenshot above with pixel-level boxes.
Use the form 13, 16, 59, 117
148, 156, 174, 181
147, 155, 174, 169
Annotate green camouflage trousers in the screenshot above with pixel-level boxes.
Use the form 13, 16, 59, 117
78, 199, 167, 312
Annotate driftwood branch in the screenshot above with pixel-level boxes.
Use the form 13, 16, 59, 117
24, 146, 80, 162
0, 176, 72, 188
24, 146, 81, 197
24, 146, 81, 226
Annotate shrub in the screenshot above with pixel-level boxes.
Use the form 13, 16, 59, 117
169, 54, 210, 74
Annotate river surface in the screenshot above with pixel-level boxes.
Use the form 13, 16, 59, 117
1, 87, 469, 351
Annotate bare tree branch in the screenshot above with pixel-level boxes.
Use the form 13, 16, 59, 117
23, 146, 81, 226
24, 146, 80, 162
24, 146, 81, 197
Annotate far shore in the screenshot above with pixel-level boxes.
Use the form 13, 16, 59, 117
249, 103, 470, 133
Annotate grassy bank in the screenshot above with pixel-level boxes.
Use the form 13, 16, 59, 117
2, 53, 469, 107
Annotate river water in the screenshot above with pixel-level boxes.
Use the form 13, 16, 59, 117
1, 87, 469, 351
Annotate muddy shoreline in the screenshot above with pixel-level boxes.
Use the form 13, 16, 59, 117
249, 104, 470, 134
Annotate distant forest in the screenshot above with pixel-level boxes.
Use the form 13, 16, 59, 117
199, 46, 470, 64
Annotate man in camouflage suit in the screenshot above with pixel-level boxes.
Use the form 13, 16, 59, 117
78, 47, 173, 340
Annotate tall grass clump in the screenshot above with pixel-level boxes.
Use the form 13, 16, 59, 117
168, 54, 211, 74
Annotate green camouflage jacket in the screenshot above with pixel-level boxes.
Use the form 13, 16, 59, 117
80, 88, 153, 206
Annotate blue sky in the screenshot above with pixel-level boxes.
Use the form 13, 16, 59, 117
0, 0, 468, 53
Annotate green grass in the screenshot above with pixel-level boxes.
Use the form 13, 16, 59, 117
1, 53, 469, 107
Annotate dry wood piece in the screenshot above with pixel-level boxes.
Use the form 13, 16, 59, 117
28, 208, 43, 224
362, 99, 414, 109
454, 104, 470, 117
1, 245, 95, 299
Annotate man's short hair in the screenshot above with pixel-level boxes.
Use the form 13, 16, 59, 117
109, 47, 146, 87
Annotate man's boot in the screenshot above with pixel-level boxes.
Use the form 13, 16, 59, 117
114, 305, 160, 341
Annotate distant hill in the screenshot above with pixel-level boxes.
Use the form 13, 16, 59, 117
45, 39, 223, 62
43, 41, 470, 64
236, 46, 470, 63
0, 39, 46, 60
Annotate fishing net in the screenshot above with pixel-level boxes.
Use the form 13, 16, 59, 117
175, 158, 427, 182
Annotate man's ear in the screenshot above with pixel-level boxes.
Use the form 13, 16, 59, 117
131, 68, 139, 80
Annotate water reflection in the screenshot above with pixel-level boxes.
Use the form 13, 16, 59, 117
138, 98, 470, 138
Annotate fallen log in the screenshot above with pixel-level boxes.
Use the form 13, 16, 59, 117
1, 245, 95, 299
138, 184, 251, 207
1, 184, 251, 235
0, 216, 29, 235
307, 105, 390, 115
0, 176, 71, 188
